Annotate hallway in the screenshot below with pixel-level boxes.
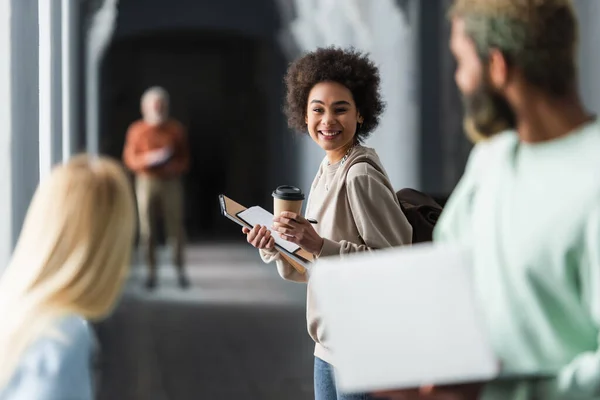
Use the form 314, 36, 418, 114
95, 245, 314, 400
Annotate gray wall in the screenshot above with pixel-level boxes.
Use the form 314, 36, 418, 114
418, 0, 470, 196
10, 0, 40, 247
575, 0, 600, 115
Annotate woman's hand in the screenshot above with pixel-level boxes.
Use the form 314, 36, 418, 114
272, 212, 324, 255
373, 383, 482, 400
242, 225, 275, 250
373, 389, 457, 400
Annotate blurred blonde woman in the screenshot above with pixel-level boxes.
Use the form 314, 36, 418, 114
0, 154, 135, 400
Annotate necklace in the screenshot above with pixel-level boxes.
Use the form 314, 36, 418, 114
328, 143, 357, 166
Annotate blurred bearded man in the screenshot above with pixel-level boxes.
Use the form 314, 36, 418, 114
377, 1, 600, 399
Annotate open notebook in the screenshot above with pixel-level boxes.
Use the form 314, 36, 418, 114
219, 194, 314, 273
237, 206, 300, 254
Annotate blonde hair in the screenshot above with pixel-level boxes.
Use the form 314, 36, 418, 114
0, 154, 136, 386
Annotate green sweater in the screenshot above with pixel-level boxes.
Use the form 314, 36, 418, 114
434, 120, 600, 400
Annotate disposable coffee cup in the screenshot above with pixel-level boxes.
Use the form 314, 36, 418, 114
272, 186, 305, 226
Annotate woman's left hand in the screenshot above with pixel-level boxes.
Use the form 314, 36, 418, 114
372, 383, 483, 400
272, 212, 324, 255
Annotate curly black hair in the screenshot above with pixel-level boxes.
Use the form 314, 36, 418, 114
284, 46, 385, 142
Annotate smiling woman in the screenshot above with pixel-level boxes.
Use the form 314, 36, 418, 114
305, 81, 363, 161
285, 47, 384, 147
242, 46, 413, 400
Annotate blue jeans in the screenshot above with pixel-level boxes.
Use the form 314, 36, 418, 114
314, 357, 373, 400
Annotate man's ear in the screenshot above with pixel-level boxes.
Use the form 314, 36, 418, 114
488, 49, 509, 89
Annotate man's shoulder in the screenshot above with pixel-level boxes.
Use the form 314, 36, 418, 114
127, 120, 147, 134
576, 118, 600, 148
475, 130, 518, 154
467, 130, 517, 169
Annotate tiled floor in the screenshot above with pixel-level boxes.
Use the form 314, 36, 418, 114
95, 244, 314, 400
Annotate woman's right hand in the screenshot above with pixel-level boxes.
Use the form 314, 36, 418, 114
242, 225, 275, 250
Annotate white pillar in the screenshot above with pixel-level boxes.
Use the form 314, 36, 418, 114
1, 0, 40, 269
38, 0, 62, 179
61, 0, 78, 161
0, 0, 13, 268
86, 0, 119, 156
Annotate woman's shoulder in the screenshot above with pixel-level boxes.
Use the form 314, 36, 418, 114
0, 315, 94, 400
7, 315, 95, 398
49, 314, 92, 345
22, 315, 93, 369
344, 146, 387, 180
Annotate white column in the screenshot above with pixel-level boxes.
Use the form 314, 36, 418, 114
0, 0, 13, 268
86, 0, 119, 156
38, 0, 62, 179
61, 0, 78, 161
52, 0, 62, 165
0, 0, 40, 269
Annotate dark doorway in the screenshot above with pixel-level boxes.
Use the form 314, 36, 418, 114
100, 31, 291, 242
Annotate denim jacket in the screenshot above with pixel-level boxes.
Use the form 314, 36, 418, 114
0, 315, 96, 400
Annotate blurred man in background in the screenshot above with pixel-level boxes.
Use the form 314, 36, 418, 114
123, 86, 190, 290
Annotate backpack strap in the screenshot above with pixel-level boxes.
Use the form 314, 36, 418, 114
340, 156, 398, 246
341, 156, 398, 202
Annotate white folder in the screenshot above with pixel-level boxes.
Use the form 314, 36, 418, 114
310, 243, 500, 393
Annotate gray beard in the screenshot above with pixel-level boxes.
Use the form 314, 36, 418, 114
143, 115, 166, 126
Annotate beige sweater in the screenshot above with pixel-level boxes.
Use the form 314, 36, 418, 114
260, 145, 412, 365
